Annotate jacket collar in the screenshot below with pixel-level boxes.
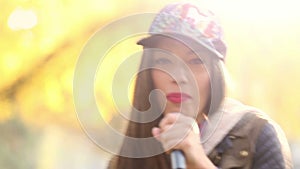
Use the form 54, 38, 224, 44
201, 98, 264, 154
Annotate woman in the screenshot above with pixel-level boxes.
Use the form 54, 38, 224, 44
108, 2, 292, 169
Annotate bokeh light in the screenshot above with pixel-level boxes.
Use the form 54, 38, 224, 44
8, 7, 38, 30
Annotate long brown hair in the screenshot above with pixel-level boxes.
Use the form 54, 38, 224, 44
107, 36, 226, 169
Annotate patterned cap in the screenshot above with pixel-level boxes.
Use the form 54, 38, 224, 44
138, 2, 227, 60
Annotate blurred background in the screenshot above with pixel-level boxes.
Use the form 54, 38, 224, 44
0, 0, 299, 168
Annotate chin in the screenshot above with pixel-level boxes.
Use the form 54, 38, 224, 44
164, 108, 181, 114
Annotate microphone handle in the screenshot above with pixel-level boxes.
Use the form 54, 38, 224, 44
171, 150, 186, 169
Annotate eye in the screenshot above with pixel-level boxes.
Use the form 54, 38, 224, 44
188, 58, 203, 64
154, 58, 172, 65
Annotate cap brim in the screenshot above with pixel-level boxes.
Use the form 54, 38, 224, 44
137, 33, 224, 60
136, 34, 163, 47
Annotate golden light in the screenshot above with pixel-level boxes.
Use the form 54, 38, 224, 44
1, 53, 22, 71
8, 7, 38, 30
94, 36, 142, 122
202, 0, 298, 20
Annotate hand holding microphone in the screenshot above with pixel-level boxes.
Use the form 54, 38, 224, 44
151, 112, 200, 169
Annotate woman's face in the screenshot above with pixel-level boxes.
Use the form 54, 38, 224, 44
150, 37, 211, 121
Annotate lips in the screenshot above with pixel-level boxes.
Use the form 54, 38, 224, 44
166, 92, 192, 103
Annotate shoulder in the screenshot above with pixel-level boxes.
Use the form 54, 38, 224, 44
252, 122, 293, 169
229, 100, 294, 169
216, 99, 293, 168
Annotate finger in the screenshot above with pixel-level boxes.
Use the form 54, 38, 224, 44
159, 113, 180, 129
160, 115, 199, 147
161, 129, 188, 151
160, 114, 195, 134
151, 127, 161, 141
161, 122, 190, 141
176, 114, 200, 134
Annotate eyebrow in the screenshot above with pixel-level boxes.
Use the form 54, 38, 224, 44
186, 49, 204, 56
186, 49, 211, 57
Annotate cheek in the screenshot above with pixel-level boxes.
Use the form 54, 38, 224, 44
151, 69, 169, 90
151, 70, 170, 113
196, 72, 211, 103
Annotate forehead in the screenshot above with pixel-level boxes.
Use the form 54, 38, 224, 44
154, 37, 190, 51
149, 36, 212, 58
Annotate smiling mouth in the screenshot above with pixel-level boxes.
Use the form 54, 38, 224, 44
166, 92, 192, 103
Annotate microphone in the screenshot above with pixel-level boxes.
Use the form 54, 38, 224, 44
171, 150, 186, 169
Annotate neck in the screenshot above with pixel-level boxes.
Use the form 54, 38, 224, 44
196, 113, 207, 125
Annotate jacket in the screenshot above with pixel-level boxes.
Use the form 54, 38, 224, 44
204, 98, 293, 169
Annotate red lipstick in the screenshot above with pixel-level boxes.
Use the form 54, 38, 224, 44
166, 93, 192, 103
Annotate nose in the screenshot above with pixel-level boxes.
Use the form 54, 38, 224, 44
171, 66, 189, 85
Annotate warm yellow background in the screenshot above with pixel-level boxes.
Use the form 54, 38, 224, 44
0, 0, 299, 168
